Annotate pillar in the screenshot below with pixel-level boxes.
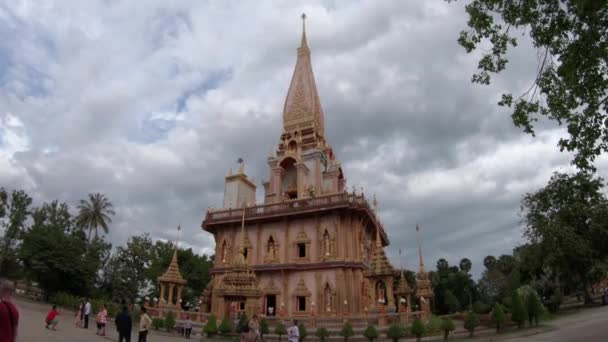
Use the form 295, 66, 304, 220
160, 283, 166, 305
177, 286, 183, 306
168, 284, 175, 305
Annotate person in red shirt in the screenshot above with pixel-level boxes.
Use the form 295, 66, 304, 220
45, 305, 60, 330
0, 279, 19, 342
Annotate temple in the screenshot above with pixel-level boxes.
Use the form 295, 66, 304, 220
200, 15, 431, 326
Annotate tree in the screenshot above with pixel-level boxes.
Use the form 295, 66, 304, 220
527, 292, 544, 326
464, 311, 480, 337
203, 314, 218, 337
444, 290, 461, 313
386, 324, 405, 342
441, 317, 455, 341
76, 193, 115, 241
164, 310, 176, 332
363, 325, 379, 342
236, 313, 248, 333
219, 317, 232, 335
260, 318, 269, 340
522, 172, 608, 303
298, 323, 308, 342
449, 0, 608, 171
426, 315, 443, 334
491, 303, 505, 333
511, 291, 528, 328
437, 258, 449, 272
459, 258, 472, 274
483, 255, 497, 270
0, 188, 32, 279
275, 322, 287, 342
316, 327, 329, 342
411, 319, 426, 342
340, 321, 355, 342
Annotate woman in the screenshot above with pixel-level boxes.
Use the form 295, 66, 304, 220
241, 325, 259, 342
95, 304, 108, 336
248, 314, 260, 339
74, 301, 83, 327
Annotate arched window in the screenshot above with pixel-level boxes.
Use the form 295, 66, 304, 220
287, 140, 297, 153
323, 230, 331, 256
324, 283, 332, 312
280, 157, 298, 199
267, 236, 276, 259
376, 280, 388, 305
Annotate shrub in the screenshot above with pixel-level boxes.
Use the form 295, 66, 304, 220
219, 317, 232, 335
315, 327, 330, 342
164, 311, 176, 332
441, 318, 455, 341
151, 317, 164, 330
298, 323, 308, 342
511, 291, 528, 328
363, 325, 379, 342
340, 322, 355, 342
464, 311, 480, 337
426, 315, 442, 334
275, 322, 287, 342
260, 318, 269, 339
546, 291, 563, 313
410, 319, 426, 342
386, 324, 405, 342
491, 303, 505, 333
203, 314, 218, 337
472, 300, 491, 314
236, 313, 248, 333
527, 293, 543, 326
49, 292, 80, 310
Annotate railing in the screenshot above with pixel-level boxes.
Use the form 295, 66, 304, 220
204, 192, 389, 243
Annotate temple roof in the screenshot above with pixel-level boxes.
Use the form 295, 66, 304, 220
365, 226, 394, 277
158, 250, 187, 285
395, 270, 413, 296
282, 14, 325, 137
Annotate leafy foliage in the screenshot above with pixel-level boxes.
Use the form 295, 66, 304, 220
426, 315, 443, 334
219, 317, 233, 335
430, 258, 477, 314
236, 313, 248, 333
340, 321, 355, 342
527, 292, 544, 326
315, 327, 330, 342
0, 188, 32, 279
298, 323, 308, 342
386, 324, 405, 342
410, 319, 426, 341
464, 311, 480, 337
164, 311, 176, 332
363, 325, 379, 342
491, 303, 505, 333
260, 318, 269, 337
76, 193, 115, 241
152, 317, 164, 330
275, 322, 287, 342
203, 314, 218, 337
511, 291, 528, 328
449, 0, 608, 171
441, 318, 455, 341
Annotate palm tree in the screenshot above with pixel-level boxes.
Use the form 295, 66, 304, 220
76, 193, 115, 241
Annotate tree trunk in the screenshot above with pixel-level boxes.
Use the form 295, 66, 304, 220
469, 329, 474, 338
444, 330, 449, 340
582, 283, 593, 304
88, 227, 92, 242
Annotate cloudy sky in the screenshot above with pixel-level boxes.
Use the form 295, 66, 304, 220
1, 1, 601, 277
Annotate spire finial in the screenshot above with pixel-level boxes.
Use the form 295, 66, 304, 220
416, 224, 425, 272
300, 13, 308, 47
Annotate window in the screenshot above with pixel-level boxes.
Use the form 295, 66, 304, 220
297, 296, 306, 312
239, 301, 245, 311
297, 243, 306, 258
243, 248, 248, 260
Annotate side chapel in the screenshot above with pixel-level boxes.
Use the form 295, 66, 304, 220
200, 16, 432, 322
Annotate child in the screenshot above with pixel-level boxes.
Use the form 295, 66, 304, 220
45, 305, 60, 330
96, 304, 108, 336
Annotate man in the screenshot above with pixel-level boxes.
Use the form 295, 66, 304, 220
83, 298, 91, 329
115, 305, 132, 342
184, 317, 193, 339
287, 319, 299, 342
45, 305, 60, 330
0, 280, 19, 342
248, 314, 260, 339
138, 307, 152, 342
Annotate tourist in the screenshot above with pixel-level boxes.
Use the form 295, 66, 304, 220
184, 316, 193, 339
45, 304, 60, 330
75, 301, 83, 327
115, 305, 132, 342
83, 298, 91, 329
287, 319, 299, 342
240, 324, 259, 342
0, 279, 19, 342
138, 307, 152, 342
248, 314, 260, 339
96, 304, 108, 336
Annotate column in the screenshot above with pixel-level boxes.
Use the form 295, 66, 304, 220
160, 283, 166, 305
177, 286, 183, 306
168, 284, 175, 305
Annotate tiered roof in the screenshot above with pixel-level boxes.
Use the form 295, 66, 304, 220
158, 250, 187, 285
365, 226, 394, 277
395, 270, 413, 296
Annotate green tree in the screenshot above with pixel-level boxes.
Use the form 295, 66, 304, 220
298, 323, 308, 342
449, 0, 608, 171
491, 303, 505, 333
165, 310, 176, 332
410, 319, 426, 342
236, 313, 248, 333
363, 325, 379, 342
203, 314, 218, 337
260, 318, 269, 340
441, 317, 455, 341
76, 193, 115, 241
315, 327, 330, 342
459, 258, 472, 274
386, 324, 405, 342
437, 258, 449, 272
340, 321, 355, 342
0, 188, 32, 279
464, 311, 480, 337
275, 322, 287, 342
527, 292, 543, 326
426, 315, 443, 334
444, 290, 461, 313
522, 172, 608, 303
219, 317, 233, 335
511, 291, 528, 328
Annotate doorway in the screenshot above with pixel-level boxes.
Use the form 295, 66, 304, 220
266, 295, 276, 316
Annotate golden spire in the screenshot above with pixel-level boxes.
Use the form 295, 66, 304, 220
375, 225, 382, 249
301, 13, 308, 48
234, 201, 248, 266
416, 224, 425, 273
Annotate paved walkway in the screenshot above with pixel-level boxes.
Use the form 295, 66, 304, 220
13, 298, 188, 341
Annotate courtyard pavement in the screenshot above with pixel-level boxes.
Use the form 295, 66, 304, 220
13, 298, 188, 342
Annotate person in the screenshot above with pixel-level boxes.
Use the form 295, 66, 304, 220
248, 314, 260, 339
83, 298, 91, 329
184, 317, 193, 339
240, 325, 259, 342
74, 301, 83, 327
287, 319, 299, 342
0, 279, 19, 342
138, 307, 152, 342
45, 305, 60, 330
115, 305, 132, 342
96, 304, 108, 336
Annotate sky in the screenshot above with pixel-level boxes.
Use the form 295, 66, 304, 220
1, 1, 604, 278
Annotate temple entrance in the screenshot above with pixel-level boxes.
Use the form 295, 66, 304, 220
224, 296, 245, 320
265, 295, 276, 316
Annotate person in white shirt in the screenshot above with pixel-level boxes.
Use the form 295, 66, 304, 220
287, 319, 299, 342
83, 299, 91, 329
